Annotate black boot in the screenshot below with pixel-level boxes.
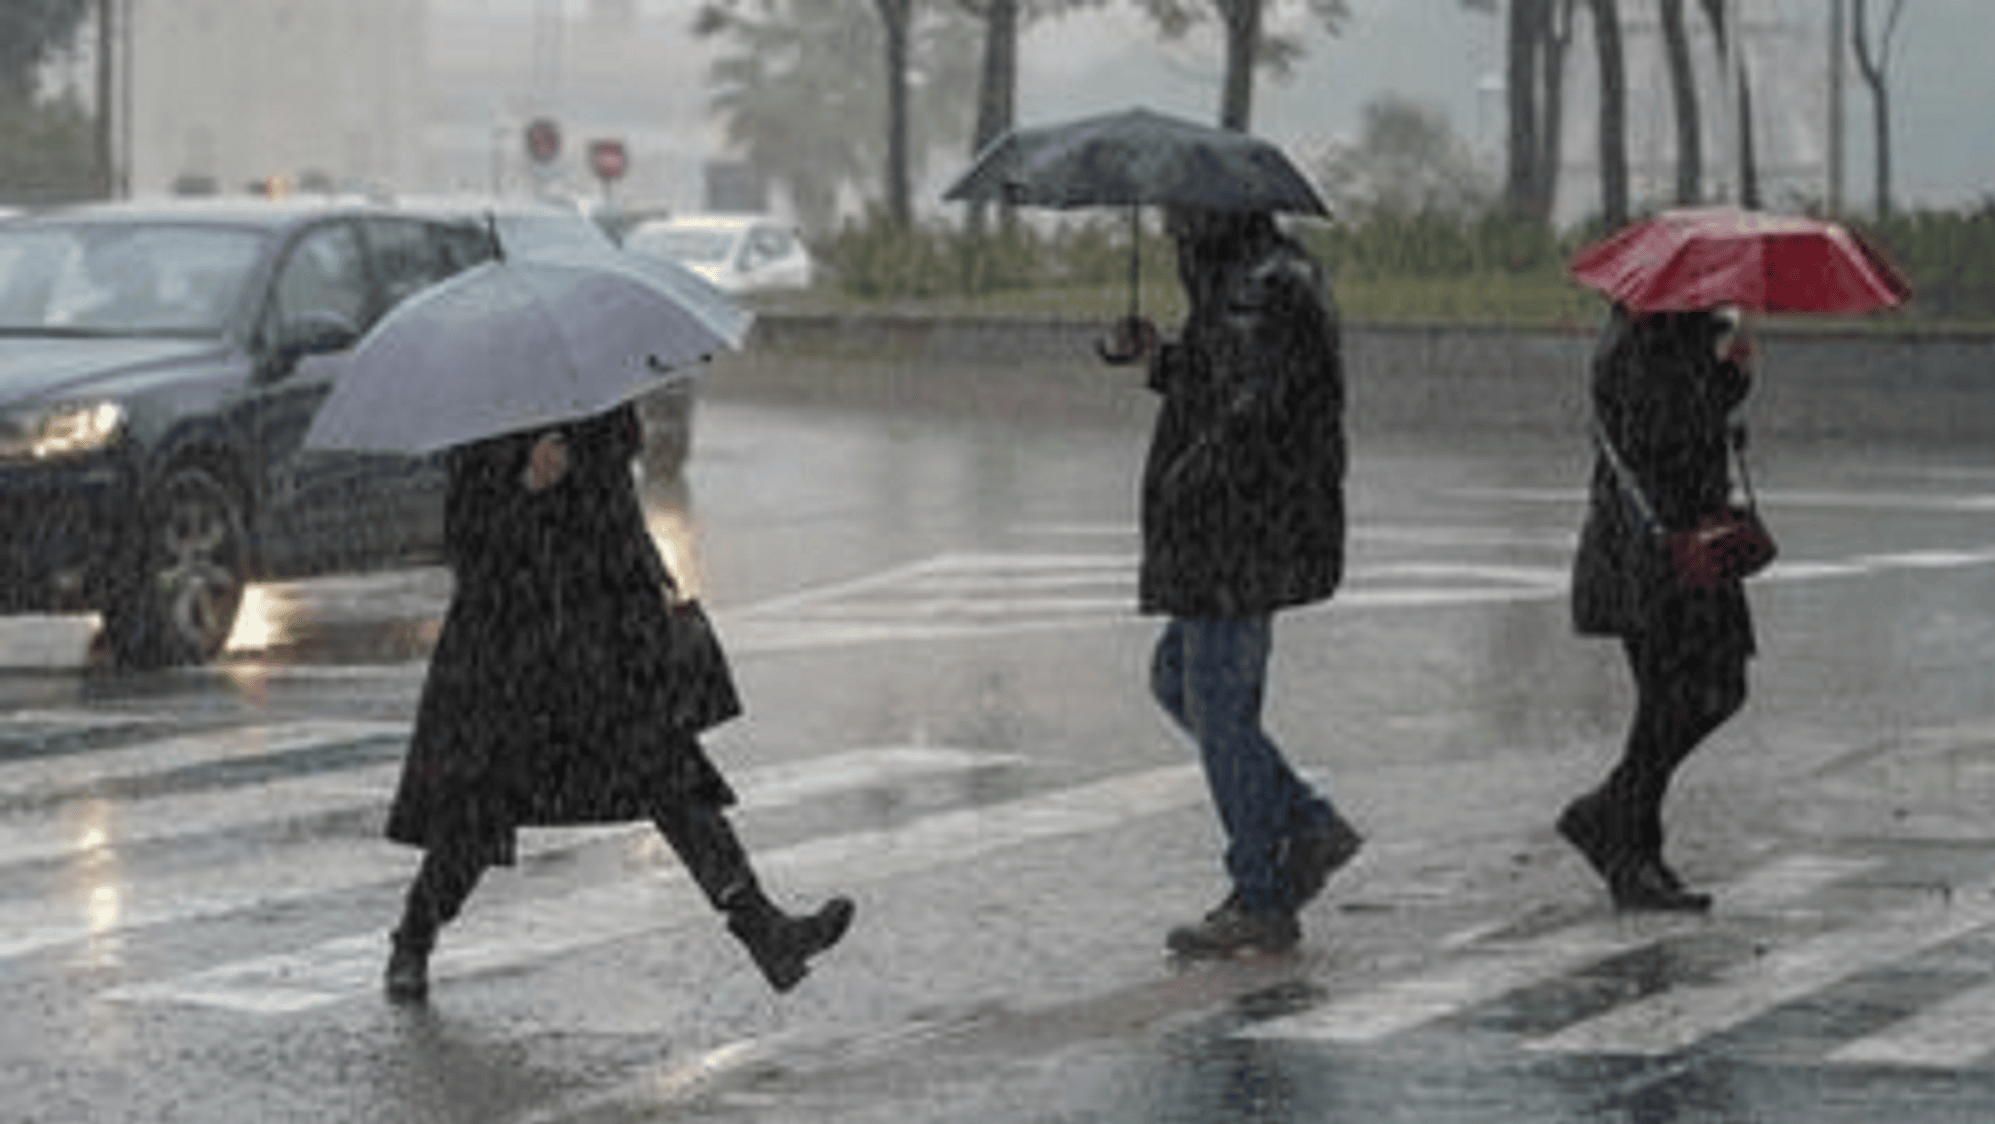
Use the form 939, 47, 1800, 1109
1557, 793, 1709, 913
384, 846, 483, 1004
723, 885, 856, 993
385, 929, 431, 1003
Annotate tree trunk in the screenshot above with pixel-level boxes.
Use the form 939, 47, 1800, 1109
1871, 82, 1890, 218
1588, 0, 1628, 229
876, 0, 914, 226
1698, 0, 1758, 207
1659, 0, 1700, 204
1851, 0, 1895, 219
966, 0, 1018, 234
1217, 0, 1260, 130
1505, 0, 1545, 217
1737, 67, 1760, 208
1537, 0, 1577, 220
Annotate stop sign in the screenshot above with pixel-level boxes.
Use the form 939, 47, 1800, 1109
589, 139, 628, 182
524, 118, 561, 164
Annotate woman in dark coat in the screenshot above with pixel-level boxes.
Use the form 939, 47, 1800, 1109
383, 402, 852, 1001
1560, 305, 1755, 911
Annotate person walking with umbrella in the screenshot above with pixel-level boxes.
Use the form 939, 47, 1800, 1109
1128, 206, 1363, 958
944, 108, 1354, 957
1558, 208, 1912, 911
309, 241, 849, 1003
1559, 306, 1759, 911
381, 402, 854, 1001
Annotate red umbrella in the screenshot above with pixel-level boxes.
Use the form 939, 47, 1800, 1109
1569, 206, 1913, 314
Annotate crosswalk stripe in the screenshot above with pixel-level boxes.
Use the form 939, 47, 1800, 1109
1525, 875, 1995, 1058
0, 718, 408, 797
0, 709, 179, 736
1828, 981, 1995, 1068
1238, 853, 1880, 1044
0, 747, 1028, 962
105, 763, 1206, 1014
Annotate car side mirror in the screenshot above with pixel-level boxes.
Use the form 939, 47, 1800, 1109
264, 311, 360, 377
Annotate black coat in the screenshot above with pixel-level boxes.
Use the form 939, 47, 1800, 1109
1139, 224, 1346, 619
386, 404, 732, 866
1570, 308, 1756, 660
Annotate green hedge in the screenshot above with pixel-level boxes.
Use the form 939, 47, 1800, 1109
1855, 203, 1995, 322
814, 205, 1995, 326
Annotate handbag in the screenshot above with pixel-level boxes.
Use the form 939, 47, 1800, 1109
658, 597, 744, 733
1593, 420, 1777, 589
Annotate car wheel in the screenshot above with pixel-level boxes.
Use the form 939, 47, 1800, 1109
103, 464, 247, 668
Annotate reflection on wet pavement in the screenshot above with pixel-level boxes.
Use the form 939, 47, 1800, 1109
216, 467, 704, 669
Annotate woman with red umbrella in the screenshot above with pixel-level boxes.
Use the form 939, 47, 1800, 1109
1560, 305, 1756, 911
1558, 207, 1910, 911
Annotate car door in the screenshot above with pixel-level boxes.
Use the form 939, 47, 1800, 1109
347, 216, 489, 563
237, 217, 393, 576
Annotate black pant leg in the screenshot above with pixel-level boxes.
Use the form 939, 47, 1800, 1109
652, 801, 757, 911
394, 842, 488, 951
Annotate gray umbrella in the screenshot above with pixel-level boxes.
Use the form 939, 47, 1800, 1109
942, 107, 1327, 343
942, 106, 1328, 215
305, 249, 749, 454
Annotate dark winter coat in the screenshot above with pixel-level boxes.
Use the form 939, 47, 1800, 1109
386, 403, 732, 867
1138, 219, 1346, 619
1570, 308, 1756, 662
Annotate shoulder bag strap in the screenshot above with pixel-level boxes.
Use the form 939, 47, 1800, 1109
1591, 419, 1664, 538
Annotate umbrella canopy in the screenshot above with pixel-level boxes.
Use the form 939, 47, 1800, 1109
305, 251, 750, 454
942, 106, 1328, 215
1569, 206, 1913, 314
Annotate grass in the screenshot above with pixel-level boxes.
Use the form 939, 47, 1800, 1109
755, 272, 1601, 328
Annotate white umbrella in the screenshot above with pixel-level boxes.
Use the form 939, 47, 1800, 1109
304, 250, 751, 454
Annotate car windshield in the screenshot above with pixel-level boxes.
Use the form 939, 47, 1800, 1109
0, 223, 266, 337
628, 227, 736, 264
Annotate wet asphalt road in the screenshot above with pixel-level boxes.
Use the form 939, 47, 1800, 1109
3, 360, 1995, 1123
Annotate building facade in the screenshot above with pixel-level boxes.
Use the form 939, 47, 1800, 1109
125, 0, 427, 196
114, 0, 721, 210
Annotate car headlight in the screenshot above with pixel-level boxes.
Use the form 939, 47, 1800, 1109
0, 401, 128, 460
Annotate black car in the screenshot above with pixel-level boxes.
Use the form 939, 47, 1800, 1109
0, 197, 498, 666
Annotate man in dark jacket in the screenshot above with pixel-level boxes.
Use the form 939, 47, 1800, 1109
1125, 206, 1362, 958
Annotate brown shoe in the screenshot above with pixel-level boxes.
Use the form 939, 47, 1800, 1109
1284, 814, 1363, 910
1165, 901, 1301, 959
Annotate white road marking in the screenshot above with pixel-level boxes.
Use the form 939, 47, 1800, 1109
1525, 875, 1995, 1058
0, 709, 179, 735
1448, 486, 1995, 514
0, 719, 408, 798
0, 744, 1030, 869
105, 764, 1206, 1014
1239, 853, 1879, 1045
1829, 981, 1995, 1068
0, 747, 1027, 962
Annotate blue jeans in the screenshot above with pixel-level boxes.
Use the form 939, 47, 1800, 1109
1151, 616, 1341, 913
